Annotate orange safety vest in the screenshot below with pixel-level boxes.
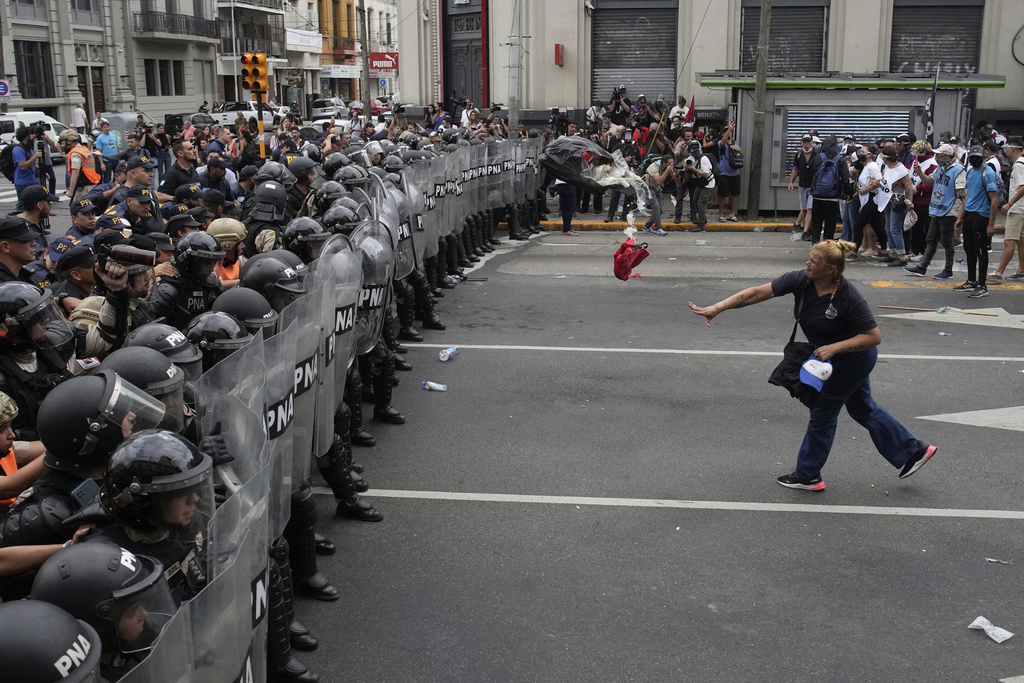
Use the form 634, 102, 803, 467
216, 260, 240, 281
0, 449, 17, 506
67, 145, 101, 185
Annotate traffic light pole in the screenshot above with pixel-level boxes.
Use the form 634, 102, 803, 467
240, 52, 269, 161
254, 91, 266, 160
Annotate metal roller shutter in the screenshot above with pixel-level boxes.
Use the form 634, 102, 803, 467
780, 109, 912, 178
592, 7, 678, 103
889, 6, 983, 75
740, 6, 827, 72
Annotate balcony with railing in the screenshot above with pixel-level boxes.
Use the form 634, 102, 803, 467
134, 11, 220, 38
326, 34, 357, 56
216, 0, 285, 13
219, 19, 286, 58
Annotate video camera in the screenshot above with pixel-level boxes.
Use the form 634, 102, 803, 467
28, 121, 51, 138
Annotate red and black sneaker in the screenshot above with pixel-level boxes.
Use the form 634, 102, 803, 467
900, 443, 937, 479
776, 472, 826, 491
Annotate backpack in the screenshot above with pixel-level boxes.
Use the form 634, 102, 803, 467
989, 162, 1008, 205
728, 145, 744, 169
811, 153, 841, 199
0, 144, 15, 182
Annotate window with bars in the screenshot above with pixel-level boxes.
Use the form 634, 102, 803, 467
14, 41, 55, 99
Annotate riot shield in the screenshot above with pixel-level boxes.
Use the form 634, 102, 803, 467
450, 146, 465, 235
118, 604, 195, 683
526, 137, 540, 202
320, 234, 363, 379
193, 464, 270, 683
348, 220, 395, 355
262, 319, 298, 540
470, 143, 486, 219
501, 139, 515, 207
388, 183, 416, 280
418, 158, 440, 259
513, 138, 525, 207
280, 272, 323, 482
403, 163, 429, 265
195, 334, 268, 486
310, 262, 336, 460
486, 140, 503, 211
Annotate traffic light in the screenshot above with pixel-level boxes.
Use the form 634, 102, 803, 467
240, 52, 268, 93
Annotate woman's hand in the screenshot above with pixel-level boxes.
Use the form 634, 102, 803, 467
688, 301, 717, 327
813, 343, 841, 361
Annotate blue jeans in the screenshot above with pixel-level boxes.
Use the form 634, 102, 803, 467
795, 347, 920, 479
840, 199, 859, 242
884, 202, 907, 254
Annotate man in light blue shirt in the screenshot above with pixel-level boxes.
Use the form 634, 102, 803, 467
953, 145, 999, 297
93, 120, 120, 183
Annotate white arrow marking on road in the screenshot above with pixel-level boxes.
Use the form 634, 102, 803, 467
917, 406, 1024, 433
999, 677, 1024, 683
880, 307, 1024, 329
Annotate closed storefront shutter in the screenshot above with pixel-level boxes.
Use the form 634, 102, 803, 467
889, 4, 984, 75
780, 108, 912, 180
592, 7, 678, 104
740, 6, 828, 72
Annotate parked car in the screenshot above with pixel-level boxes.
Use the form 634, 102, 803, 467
0, 111, 81, 163
209, 101, 277, 129
310, 99, 349, 120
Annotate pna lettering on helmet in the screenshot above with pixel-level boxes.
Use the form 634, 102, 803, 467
53, 633, 92, 677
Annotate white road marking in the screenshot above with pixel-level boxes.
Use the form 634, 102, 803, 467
999, 677, 1024, 683
408, 343, 1024, 363
918, 406, 1024, 433
881, 307, 1024, 329
312, 487, 1024, 520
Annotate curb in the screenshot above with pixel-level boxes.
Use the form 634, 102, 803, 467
499, 221, 781, 233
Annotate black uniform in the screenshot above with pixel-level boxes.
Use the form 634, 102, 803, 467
145, 273, 222, 330
158, 162, 200, 198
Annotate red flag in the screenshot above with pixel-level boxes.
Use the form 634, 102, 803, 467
682, 95, 695, 125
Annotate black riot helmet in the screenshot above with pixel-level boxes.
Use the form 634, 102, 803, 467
210, 286, 279, 337
38, 370, 168, 471
287, 155, 318, 183
367, 166, 389, 181
300, 141, 324, 164
0, 601, 103, 683
31, 542, 177, 656
0, 282, 77, 356
183, 312, 254, 372
101, 429, 214, 538
384, 172, 402, 187
171, 230, 224, 279
97, 347, 186, 434
313, 180, 347, 216
323, 152, 352, 179
382, 155, 408, 173
124, 322, 204, 383
248, 180, 289, 222
441, 128, 462, 144
283, 217, 330, 263
253, 161, 296, 188
322, 203, 361, 235
239, 255, 305, 313
334, 164, 371, 189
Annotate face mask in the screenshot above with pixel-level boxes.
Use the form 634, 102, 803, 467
969, 157, 983, 168
856, 151, 867, 161
939, 156, 954, 169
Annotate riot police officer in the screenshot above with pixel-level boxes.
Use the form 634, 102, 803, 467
146, 231, 224, 330
0, 600, 103, 682
242, 181, 290, 257
286, 156, 319, 216
124, 322, 204, 383
183, 311, 253, 375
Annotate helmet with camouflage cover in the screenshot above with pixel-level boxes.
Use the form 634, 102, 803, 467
0, 392, 18, 430
206, 217, 247, 251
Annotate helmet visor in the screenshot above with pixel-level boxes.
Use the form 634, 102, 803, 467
151, 454, 214, 542
99, 555, 179, 654
102, 375, 169, 438
17, 294, 77, 355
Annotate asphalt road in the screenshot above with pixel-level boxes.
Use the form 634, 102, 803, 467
298, 229, 1024, 683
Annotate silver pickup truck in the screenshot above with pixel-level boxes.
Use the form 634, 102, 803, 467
208, 101, 279, 129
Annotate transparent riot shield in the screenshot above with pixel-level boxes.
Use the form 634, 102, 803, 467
320, 233, 363, 378
470, 143, 486, 220
118, 604, 195, 683
449, 146, 465, 236
280, 272, 323, 483
309, 262, 336, 460
418, 158, 440, 259
500, 139, 515, 208
388, 183, 416, 280
192, 464, 270, 683
195, 334, 268, 486
486, 140, 503, 212
512, 138, 525, 207
526, 137, 540, 203
348, 220, 395, 355
262, 319, 298, 540
403, 163, 428, 265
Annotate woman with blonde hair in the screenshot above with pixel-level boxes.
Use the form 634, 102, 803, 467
689, 239, 937, 491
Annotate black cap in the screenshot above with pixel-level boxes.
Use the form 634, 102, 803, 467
207, 155, 230, 169
126, 185, 154, 201
0, 216, 41, 242
167, 212, 201, 230
240, 165, 259, 180
202, 189, 227, 206
91, 230, 129, 252
20, 184, 60, 207
148, 232, 174, 252
94, 213, 130, 232
983, 140, 1000, 153
895, 133, 912, 144
127, 155, 157, 170
801, 134, 813, 142
187, 206, 208, 222
222, 202, 242, 216
57, 245, 97, 274
174, 183, 203, 201
70, 197, 97, 215
115, 160, 128, 174
160, 202, 191, 220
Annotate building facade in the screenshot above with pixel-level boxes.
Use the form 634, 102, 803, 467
1, 0, 220, 123
398, 0, 1023, 126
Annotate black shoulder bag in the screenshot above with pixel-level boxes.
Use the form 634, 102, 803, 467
767, 283, 819, 408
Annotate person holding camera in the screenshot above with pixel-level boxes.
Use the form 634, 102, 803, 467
11, 128, 43, 213
608, 88, 630, 128
643, 154, 674, 236
683, 139, 715, 232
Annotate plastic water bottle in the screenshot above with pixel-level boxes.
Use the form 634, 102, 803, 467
422, 381, 447, 392
439, 346, 459, 362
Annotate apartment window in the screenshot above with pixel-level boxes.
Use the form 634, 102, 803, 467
193, 0, 204, 18
11, 0, 46, 20
173, 60, 186, 96
386, 16, 392, 46
144, 59, 158, 96
159, 60, 172, 96
164, 0, 176, 13
71, 0, 100, 25
13, 41, 55, 99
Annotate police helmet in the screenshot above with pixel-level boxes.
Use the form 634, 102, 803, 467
171, 231, 225, 278
0, 391, 18, 430
97, 347, 186, 434
211, 286, 279, 337
0, 282, 76, 355
239, 255, 305, 313
183, 312, 253, 372
364, 140, 384, 158
334, 164, 371, 188
254, 161, 296, 188
0, 601, 102, 682
385, 172, 402, 187
283, 217, 330, 263
38, 371, 168, 471
382, 155, 408, 173
206, 218, 247, 252
313, 180, 347, 216
124, 322, 204, 383
287, 155, 318, 181
322, 204, 361, 235
101, 429, 213, 537
300, 141, 324, 164
31, 542, 176, 656
441, 128, 462, 144
323, 152, 352, 179
248, 180, 289, 222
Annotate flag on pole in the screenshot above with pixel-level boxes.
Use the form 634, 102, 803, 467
682, 95, 695, 126
926, 64, 940, 145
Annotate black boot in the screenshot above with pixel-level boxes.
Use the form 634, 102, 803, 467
269, 539, 320, 652
346, 365, 375, 447
267, 556, 320, 683
395, 280, 423, 341
458, 228, 478, 264
474, 216, 494, 252
507, 204, 527, 240
485, 211, 501, 246
350, 468, 368, 492
410, 269, 445, 331
424, 255, 444, 296
370, 341, 405, 424
320, 437, 384, 522
446, 235, 462, 275
470, 216, 488, 255
313, 533, 335, 556
285, 485, 339, 602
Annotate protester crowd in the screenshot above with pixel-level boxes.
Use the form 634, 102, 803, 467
0, 112, 546, 682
